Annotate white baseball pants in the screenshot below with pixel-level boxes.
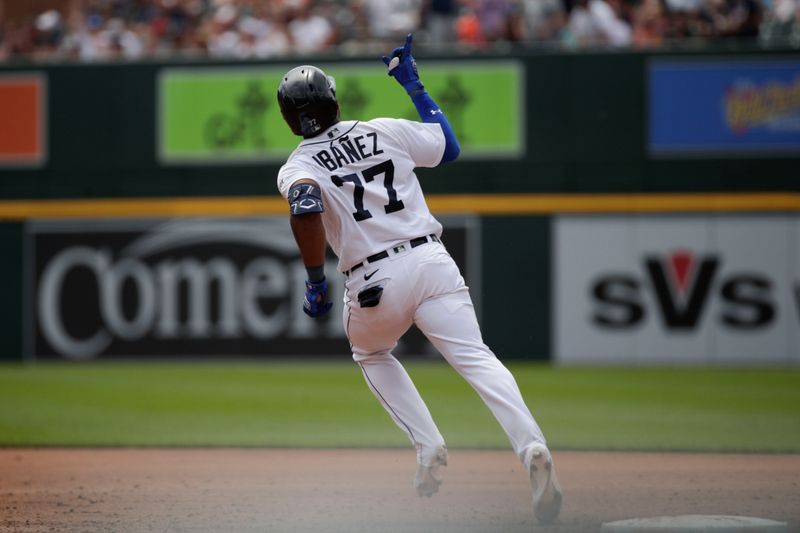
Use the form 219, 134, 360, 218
342, 239, 547, 466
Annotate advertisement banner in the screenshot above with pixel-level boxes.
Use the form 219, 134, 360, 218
158, 62, 523, 163
648, 59, 800, 155
27, 216, 478, 359
553, 215, 800, 364
0, 73, 46, 166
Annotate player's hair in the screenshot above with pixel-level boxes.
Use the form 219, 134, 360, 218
277, 66, 340, 138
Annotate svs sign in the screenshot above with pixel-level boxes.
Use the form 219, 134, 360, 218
554, 216, 800, 364
592, 251, 776, 331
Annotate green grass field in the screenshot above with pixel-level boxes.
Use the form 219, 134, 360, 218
1, 362, 798, 452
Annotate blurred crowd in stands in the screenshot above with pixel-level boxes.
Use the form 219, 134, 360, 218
0, 0, 798, 62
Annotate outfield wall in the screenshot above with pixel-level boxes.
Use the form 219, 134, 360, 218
1, 48, 799, 362
2, 199, 798, 363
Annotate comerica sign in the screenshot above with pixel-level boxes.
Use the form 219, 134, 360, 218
37, 246, 341, 358
29, 219, 346, 359
554, 216, 800, 364
27, 217, 475, 360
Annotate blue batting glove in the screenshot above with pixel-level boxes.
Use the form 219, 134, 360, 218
303, 278, 332, 318
381, 33, 424, 94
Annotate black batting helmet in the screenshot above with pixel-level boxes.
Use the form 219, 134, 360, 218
277, 65, 339, 138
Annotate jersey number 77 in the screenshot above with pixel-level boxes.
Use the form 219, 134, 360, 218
331, 159, 405, 222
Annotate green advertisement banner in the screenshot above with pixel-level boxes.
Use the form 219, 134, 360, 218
158, 62, 523, 164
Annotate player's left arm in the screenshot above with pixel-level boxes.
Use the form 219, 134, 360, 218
383, 34, 460, 164
287, 179, 332, 318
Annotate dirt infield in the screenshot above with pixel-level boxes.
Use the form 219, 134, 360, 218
1, 449, 798, 532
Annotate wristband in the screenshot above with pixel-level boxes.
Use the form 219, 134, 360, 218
305, 264, 325, 283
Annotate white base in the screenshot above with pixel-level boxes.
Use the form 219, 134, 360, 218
601, 515, 789, 532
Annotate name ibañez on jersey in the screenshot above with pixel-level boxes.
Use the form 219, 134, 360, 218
311, 132, 384, 172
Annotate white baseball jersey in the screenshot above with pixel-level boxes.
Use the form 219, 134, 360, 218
277, 118, 446, 272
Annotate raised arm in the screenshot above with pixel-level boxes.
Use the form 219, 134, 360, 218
382, 34, 460, 164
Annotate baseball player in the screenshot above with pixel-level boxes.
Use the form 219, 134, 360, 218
276, 34, 562, 523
